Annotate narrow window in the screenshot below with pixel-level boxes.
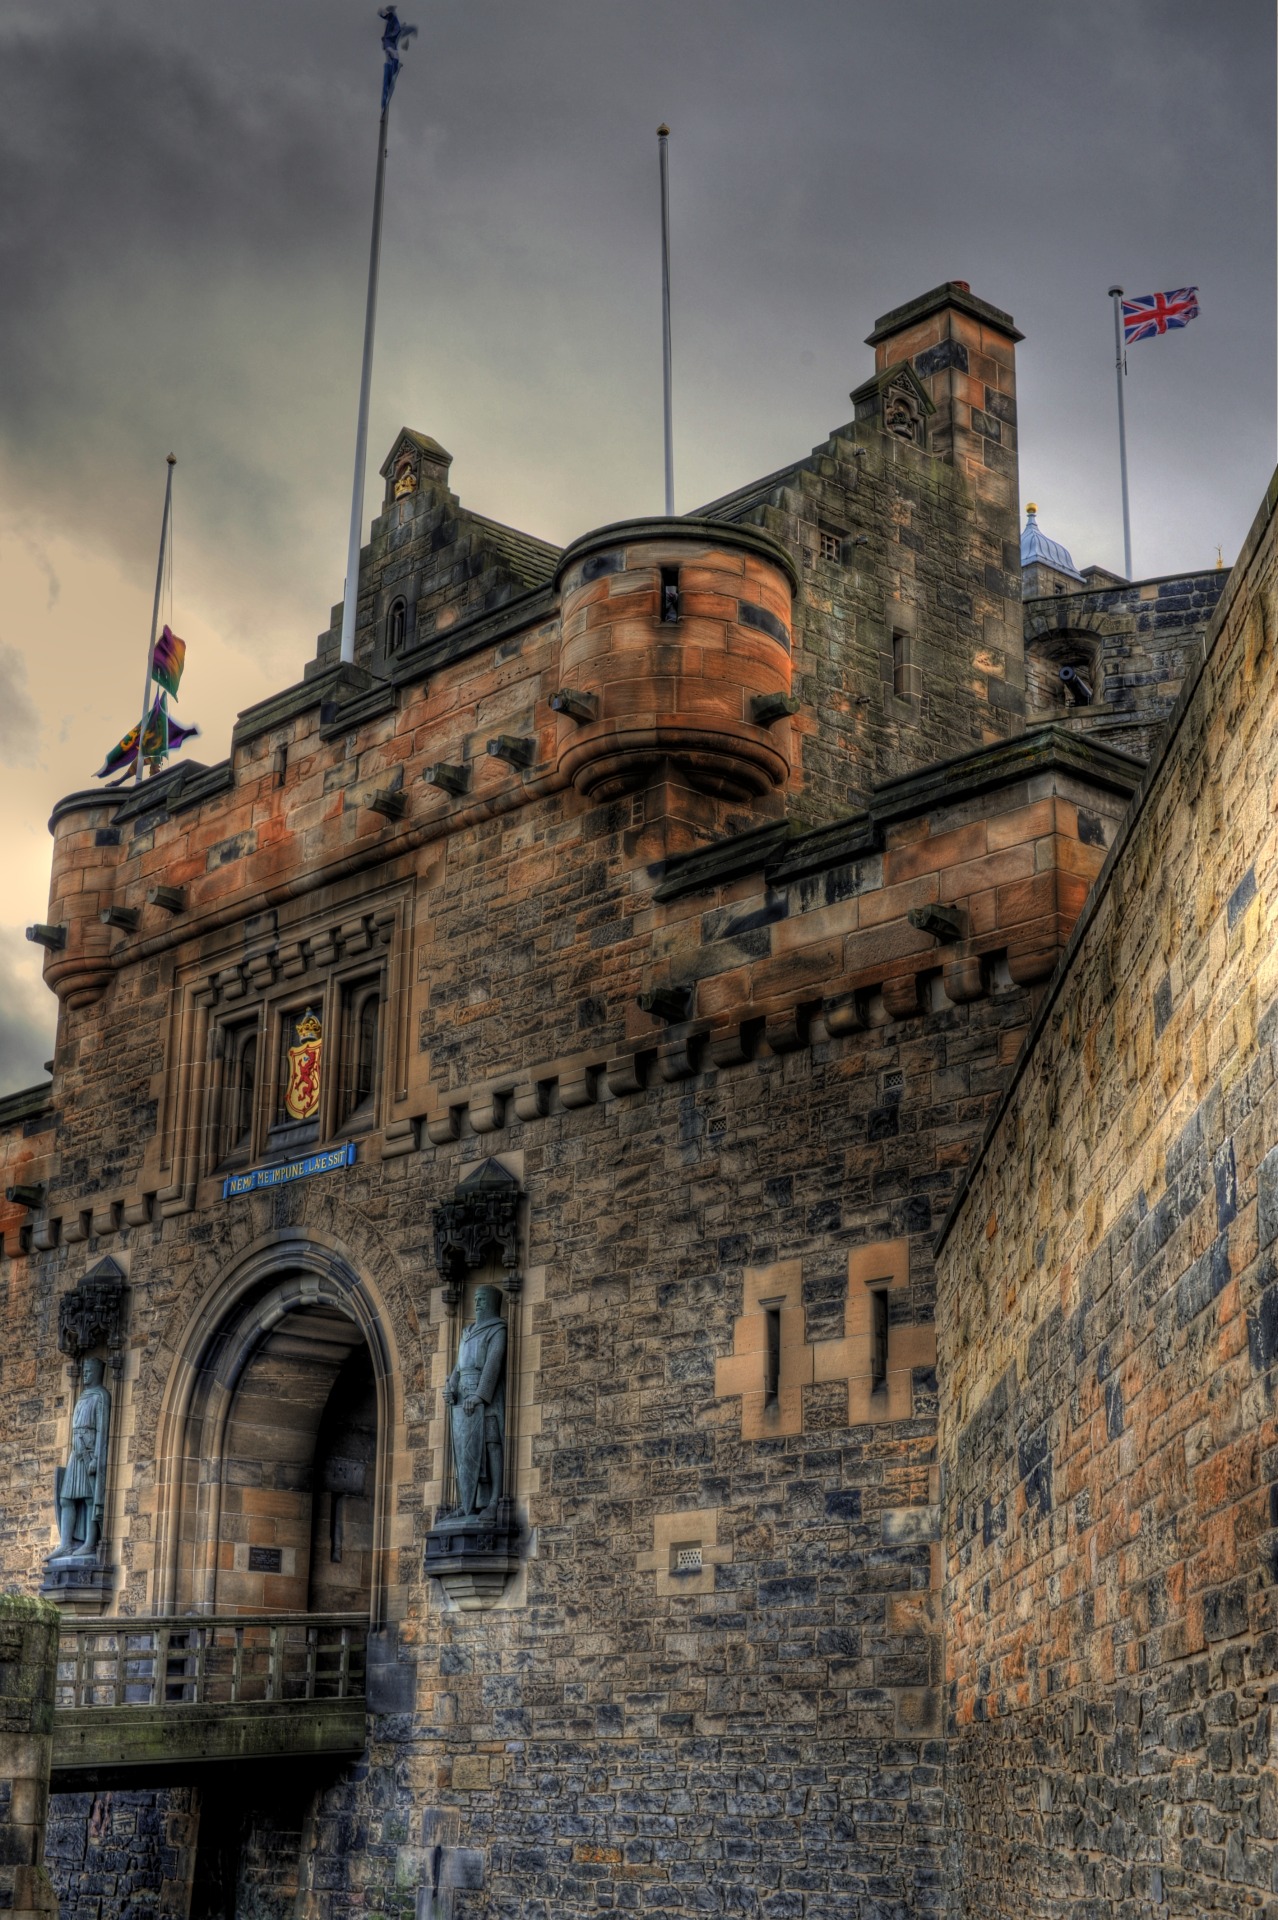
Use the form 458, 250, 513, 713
217, 1020, 259, 1162
659, 567, 680, 624
870, 1289, 890, 1392
234, 1032, 257, 1149
819, 527, 843, 563
764, 1305, 782, 1406
341, 983, 381, 1125
386, 597, 408, 654
892, 629, 913, 699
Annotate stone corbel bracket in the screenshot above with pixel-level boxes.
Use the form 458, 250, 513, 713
409, 945, 1032, 1155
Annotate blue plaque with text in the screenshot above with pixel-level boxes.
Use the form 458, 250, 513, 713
222, 1140, 357, 1199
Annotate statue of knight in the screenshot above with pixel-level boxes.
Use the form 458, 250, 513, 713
50, 1357, 111, 1561
443, 1286, 506, 1521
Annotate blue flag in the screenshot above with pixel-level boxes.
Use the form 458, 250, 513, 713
379, 7, 417, 111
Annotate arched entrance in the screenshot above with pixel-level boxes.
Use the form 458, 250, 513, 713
152, 1240, 396, 1623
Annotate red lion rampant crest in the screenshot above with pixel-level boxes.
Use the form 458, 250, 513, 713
284, 1010, 323, 1121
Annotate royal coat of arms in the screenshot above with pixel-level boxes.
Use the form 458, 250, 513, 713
284, 1010, 323, 1121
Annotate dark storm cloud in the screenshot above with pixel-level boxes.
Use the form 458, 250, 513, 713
0, 0, 1272, 1093
1, 1, 1270, 603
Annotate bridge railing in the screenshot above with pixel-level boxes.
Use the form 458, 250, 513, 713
56, 1613, 367, 1712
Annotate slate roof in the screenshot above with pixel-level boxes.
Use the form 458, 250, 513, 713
468, 513, 561, 589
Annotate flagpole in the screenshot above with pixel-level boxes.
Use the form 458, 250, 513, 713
340, 96, 392, 667
135, 454, 176, 786
658, 124, 675, 517
1108, 286, 1133, 580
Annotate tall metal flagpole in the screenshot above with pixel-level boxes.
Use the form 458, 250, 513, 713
1108, 285, 1133, 581
340, 10, 416, 667
135, 454, 176, 786
658, 125, 675, 517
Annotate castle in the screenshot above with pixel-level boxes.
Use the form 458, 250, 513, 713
0, 280, 1267, 1920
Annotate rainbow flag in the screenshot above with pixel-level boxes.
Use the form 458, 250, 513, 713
151, 624, 187, 697
95, 695, 199, 782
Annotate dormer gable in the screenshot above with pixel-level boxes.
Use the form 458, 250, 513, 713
849, 361, 936, 450
379, 428, 454, 509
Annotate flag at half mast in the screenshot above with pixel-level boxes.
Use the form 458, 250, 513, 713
1122, 288, 1200, 344
95, 694, 199, 783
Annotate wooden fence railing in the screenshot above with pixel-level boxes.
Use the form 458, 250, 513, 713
55, 1613, 367, 1712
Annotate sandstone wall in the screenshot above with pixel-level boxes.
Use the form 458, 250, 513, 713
937, 472, 1278, 1915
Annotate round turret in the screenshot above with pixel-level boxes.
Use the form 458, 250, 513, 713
41, 792, 126, 1008
554, 519, 798, 800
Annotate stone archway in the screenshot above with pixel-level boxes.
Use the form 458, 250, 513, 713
150, 1237, 398, 1624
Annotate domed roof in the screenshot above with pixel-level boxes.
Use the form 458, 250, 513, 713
1021, 504, 1084, 581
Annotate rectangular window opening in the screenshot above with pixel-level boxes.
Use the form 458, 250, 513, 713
216, 1019, 260, 1165
870, 1288, 890, 1392
764, 1304, 782, 1406
659, 566, 681, 624
819, 526, 843, 563
892, 629, 913, 699
340, 979, 383, 1128
672, 1543, 703, 1575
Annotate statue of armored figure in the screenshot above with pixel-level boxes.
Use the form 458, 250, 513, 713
50, 1356, 111, 1562
443, 1286, 506, 1521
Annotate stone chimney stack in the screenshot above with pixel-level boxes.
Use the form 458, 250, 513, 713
864, 281, 1022, 522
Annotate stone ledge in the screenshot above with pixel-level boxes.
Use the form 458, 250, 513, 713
51, 1696, 367, 1789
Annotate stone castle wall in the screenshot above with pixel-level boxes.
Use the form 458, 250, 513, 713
0, 282, 1238, 1918
937, 473, 1278, 1913
1024, 568, 1228, 763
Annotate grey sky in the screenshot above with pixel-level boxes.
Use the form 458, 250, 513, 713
0, 0, 1272, 1089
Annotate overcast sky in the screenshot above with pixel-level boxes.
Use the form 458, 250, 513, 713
0, 0, 1272, 1090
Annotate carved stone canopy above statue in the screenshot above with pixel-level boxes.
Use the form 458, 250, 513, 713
849, 361, 935, 449
433, 1158, 522, 1280
58, 1257, 129, 1360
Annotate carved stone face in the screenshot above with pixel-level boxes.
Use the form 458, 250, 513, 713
885, 389, 922, 444
81, 1356, 105, 1388
473, 1286, 503, 1322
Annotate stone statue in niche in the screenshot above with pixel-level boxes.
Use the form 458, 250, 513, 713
50, 1358, 111, 1562
393, 455, 417, 498
443, 1286, 506, 1521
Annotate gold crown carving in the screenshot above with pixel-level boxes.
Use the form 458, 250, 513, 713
294, 1009, 322, 1042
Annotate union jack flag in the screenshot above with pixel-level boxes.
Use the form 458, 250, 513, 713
1121, 288, 1200, 344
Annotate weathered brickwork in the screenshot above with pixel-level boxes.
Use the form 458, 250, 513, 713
937, 470, 1278, 1914
0, 282, 1240, 1917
